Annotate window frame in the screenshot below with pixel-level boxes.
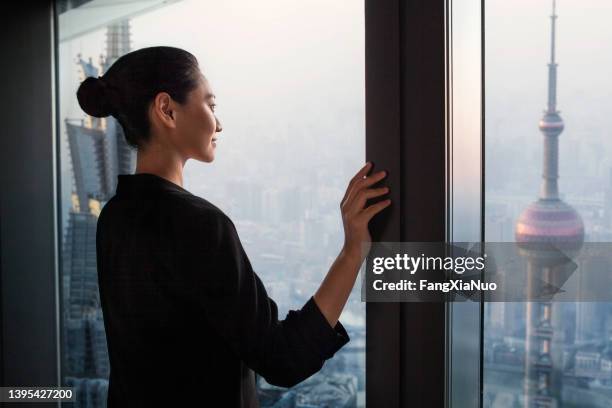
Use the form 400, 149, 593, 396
365, 0, 449, 406
444, 0, 485, 407
0, 1, 61, 389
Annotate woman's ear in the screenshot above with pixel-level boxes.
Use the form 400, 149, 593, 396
151, 91, 176, 129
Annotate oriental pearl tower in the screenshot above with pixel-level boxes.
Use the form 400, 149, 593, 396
514, 1, 584, 406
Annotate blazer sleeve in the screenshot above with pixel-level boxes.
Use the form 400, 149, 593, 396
174, 209, 350, 388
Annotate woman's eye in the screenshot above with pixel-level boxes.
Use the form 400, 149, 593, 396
209, 104, 216, 112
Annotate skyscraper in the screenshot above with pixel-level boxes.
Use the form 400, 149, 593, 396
62, 19, 135, 406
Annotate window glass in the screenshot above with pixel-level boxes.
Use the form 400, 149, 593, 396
447, 0, 483, 405
484, 1, 612, 406
57, 1, 365, 406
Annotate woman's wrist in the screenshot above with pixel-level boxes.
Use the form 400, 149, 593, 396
341, 242, 366, 263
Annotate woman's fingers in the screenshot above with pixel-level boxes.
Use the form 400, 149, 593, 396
360, 198, 392, 221
358, 170, 387, 190
341, 162, 372, 206
344, 170, 387, 208
347, 186, 390, 215
340, 164, 392, 256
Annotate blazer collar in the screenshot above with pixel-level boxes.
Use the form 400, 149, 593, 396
115, 173, 191, 196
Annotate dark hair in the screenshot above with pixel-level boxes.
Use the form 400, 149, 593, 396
76, 46, 201, 149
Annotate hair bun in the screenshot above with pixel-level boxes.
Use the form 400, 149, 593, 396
76, 76, 114, 118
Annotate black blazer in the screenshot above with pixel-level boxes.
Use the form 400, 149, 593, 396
95, 173, 349, 407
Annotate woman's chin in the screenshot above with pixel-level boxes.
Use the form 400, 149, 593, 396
202, 151, 215, 163
191, 148, 215, 163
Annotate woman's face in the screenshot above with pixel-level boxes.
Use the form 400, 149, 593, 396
175, 74, 222, 162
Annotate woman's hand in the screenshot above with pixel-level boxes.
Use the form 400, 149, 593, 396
312, 162, 391, 327
340, 162, 391, 260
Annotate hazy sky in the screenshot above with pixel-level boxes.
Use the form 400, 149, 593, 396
58, 0, 365, 220
485, 0, 612, 196
58, 0, 612, 218
446, 0, 612, 232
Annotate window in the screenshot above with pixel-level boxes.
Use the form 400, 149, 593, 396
480, 0, 612, 406
448, 1, 612, 406
56, 1, 365, 406
446, 0, 483, 405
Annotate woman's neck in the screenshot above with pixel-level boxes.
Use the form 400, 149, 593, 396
134, 141, 186, 188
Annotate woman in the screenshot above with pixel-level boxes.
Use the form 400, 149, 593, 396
79, 46, 390, 407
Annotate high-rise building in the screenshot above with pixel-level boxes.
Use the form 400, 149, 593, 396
62, 19, 135, 406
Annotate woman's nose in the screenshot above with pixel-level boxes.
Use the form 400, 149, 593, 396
215, 115, 223, 132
